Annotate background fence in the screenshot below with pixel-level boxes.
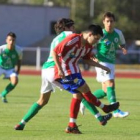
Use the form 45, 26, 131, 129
22, 47, 140, 70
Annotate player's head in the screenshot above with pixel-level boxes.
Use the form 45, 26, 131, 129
54, 18, 75, 34
83, 24, 103, 45
103, 11, 115, 32
6, 32, 16, 46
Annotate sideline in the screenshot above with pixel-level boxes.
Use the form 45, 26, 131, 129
20, 69, 140, 79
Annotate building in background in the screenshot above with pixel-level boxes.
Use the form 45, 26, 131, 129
0, 4, 70, 47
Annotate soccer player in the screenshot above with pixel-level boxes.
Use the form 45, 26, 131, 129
52, 24, 120, 134
15, 19, 115, 132
14, 18, 76, 130
80, 12, 129, 118
0, 32, 22, 103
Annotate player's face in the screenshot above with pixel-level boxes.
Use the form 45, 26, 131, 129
6, 36, 16, 46
103, 17, 115, 32
87, 33, 101, 45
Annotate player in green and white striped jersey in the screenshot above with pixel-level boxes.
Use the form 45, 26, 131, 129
80, 12, 129, 118
15, 18, 75, 130
0, 32, 23, 103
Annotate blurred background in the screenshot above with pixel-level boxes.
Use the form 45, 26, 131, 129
0, 0, 140, 70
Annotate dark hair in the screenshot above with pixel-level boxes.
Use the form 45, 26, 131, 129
103, 11, 116, 21
7, 32, 16, 38
87, 24, 103, 37
54, 18, 74, 34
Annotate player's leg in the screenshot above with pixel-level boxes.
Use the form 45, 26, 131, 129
80, 83, 106, 115
93, 89, 107, 99
91, 66, 108, 99
15, 92, 51, 130
77, 82, 119, 113
105, 79, 129, 118
80, 98, 112, 125
15, 68, 54, 130
65, 93, 82, 134
1, 70, 18, 103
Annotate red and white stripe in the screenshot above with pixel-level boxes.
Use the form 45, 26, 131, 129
54, 34, 92, 79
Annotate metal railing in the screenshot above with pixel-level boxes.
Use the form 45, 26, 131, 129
22, 47, 140, 70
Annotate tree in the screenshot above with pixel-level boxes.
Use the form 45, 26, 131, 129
0, 0, 9, 4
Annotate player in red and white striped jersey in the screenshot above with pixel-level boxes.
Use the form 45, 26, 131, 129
53, 24, 120, 134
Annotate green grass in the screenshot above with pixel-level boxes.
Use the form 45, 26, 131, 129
0, 75, 140, 140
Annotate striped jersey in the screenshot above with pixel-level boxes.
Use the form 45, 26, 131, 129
53, 33, 93, 79
0, 44, 23, 69
42, 31, 73, 69
96, 28, 125, 64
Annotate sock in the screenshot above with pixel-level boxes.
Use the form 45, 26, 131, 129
95, 113, 104, 122
82, 91, 104, 108
93, 89, 107, 99
20, 102, 42, 124
1, 83, 16, 97
107, 87, 116, 103
69, 98, 81, 127
107, 87, 118, 113
82, 98, 103, 122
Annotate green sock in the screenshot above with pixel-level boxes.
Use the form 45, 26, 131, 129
20, 102, 42, 124
107, 87, 116, 103
82, 99, 103, 122
1, 83, 16, 97
93, 89, 107, 99
107, 87, 119, 113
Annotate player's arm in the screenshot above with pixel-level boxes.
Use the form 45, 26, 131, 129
16, 59, 22, 74
83, 59, 110, 74
52, 50, 65, 79
119, 44, 127, 55
118, 30, 127, 55
90, 51, 99, 62
52, 39, 67, 79
15, 47, 23, 74
82, 49, 110, 74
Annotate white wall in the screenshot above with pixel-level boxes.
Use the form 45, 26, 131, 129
0, 4, 70, 46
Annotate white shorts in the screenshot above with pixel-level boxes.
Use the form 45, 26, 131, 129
95, 62, 115, 83
40, 68, 63, 94
0, 67, 17, 78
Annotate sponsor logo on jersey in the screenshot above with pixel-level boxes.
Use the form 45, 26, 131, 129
12, 55, 16, 58
104, 39, 111, 46
2, 53, 7, 58
114, 38, 119, 43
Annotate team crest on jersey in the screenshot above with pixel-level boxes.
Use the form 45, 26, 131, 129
12, 55, 16, 58
114, 38, 119, 43
104, 39, 111, 46
69, 52, 75, 58
2, 53, 7, 58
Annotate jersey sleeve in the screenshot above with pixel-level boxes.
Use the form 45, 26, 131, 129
53, 38, 67, 57
53, 34, 79, 57
15, 45, 23, 60
119, 31, 126, 45
115, 29, 126, 45
0, 45, 6, 54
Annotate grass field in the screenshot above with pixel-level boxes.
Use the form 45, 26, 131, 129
0, 75, 140, 140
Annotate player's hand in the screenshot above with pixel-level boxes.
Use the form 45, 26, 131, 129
58, 69, 65, 79
102, 66, 111, 74
93, 57, 99, 62
122, 48, 127, 55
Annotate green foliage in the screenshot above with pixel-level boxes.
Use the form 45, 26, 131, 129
30, 0, 44, 5
50, 0, 140, 39
0, 75, 140, 140
0, 0, 9, 4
